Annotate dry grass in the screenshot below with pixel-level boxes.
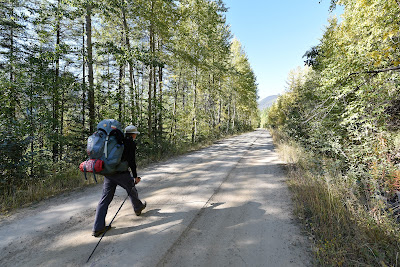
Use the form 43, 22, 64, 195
0, 163, 100, 214
270, 129, 400, 266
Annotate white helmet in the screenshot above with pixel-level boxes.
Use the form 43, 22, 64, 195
125, 125, 140, 134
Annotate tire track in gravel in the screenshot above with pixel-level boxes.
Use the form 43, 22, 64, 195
155, 136, 259, 267
136, 134, 258, 209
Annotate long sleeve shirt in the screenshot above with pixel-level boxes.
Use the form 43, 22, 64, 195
122, 136, 137, 178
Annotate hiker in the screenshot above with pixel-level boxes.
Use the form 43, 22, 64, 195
92, 125, 146, 237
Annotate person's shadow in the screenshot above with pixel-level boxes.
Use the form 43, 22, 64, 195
106, 201, 265, 237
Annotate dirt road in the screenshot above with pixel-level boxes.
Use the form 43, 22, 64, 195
0, 129, 311, 267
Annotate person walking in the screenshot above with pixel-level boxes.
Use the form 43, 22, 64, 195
92, 125, 146, 237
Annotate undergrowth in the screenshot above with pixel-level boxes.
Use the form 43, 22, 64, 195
270, 129, 400, 266
0, 132, 238, 215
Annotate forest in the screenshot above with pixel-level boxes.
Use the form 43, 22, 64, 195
263, 0, 400, 265
0, 0, 259, 210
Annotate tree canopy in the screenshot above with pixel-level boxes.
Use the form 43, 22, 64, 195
267, 0, 400, 212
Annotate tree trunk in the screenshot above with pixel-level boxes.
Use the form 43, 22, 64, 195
7, 2, 17, 121
130, 67, 137, 125
153, 59, 157, 140
121, 4, 137, 125
53, 0, 61, 162
9, 6, 16, 119
86, 4, 95, 133
148, 1, 154, 138
118, 63, 124, 122
227, 97, 231, 133
152, 33, 157, 139
60, 70, 65, 161
29, 84, 35, 177
171, 69, 181, 144
218, 98, 222, 126
140, 64, 144, 125
82, 23, 86, 138
232, 100, 236, 130
192, 67, 198, 143
148, 63, 153, 138
158, 64, 163, 139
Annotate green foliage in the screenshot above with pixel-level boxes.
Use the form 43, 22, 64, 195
273, 130, 400, 266
268, 0, 400, 199
267, 0, 400, 263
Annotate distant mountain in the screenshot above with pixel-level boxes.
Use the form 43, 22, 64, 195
258, 95, 279, 110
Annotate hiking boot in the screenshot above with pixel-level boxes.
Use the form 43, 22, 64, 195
135, 201, 146, 216
92, 225, 111, 237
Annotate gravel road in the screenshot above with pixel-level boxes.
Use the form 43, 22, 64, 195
0, 129, 311, 267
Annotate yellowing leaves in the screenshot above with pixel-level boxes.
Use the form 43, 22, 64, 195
383, 30, 399, 41
368, 46, 398, 67
368, 51, 383, 67
360, 0, 372, 7
369, 51, 380, 59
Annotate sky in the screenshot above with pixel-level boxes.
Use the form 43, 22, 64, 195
224, 0, 343, 100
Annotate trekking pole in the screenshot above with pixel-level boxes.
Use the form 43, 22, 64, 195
87, 193, 129, 263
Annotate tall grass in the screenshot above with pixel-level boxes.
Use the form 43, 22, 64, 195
270, 129, 400, 266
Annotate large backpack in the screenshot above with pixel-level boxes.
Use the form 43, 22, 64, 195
80, 119, 128, 182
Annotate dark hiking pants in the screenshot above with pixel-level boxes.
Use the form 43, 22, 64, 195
93, 171, 144, 232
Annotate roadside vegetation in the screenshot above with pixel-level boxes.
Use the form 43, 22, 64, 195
264, 0, 400, 265
272, 129, 400, 266
0, 136, 229, 214
0, 0, 258, 214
